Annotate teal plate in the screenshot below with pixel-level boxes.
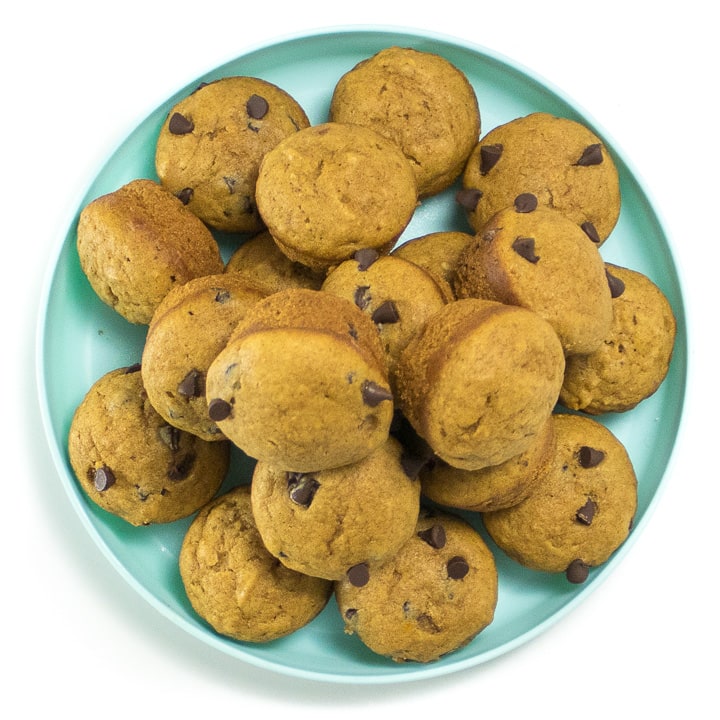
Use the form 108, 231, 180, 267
36, 27, 687, 683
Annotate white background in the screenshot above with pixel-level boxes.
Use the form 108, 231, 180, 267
5, 1, 716, 717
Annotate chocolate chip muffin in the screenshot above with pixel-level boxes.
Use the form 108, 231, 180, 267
205, 289, 394, 472
141, 273, 265, 441
250, 435, 421, 581
559, 263, 677, 413
335, 507, 498, 663
155, 76, 310, 233
420, 415, 556, 512
329, 46, 481, 197
255, 122, 418, 272
483, 412, 638, 583
224, 230, 325, 296
321, 250, 449, 384
454, 202, 614, 356
76, 178, 224, 324
395, 298, 565, 471
392, 230, 474, 300
179, 485, 333, 643
458, 112, 621, 244
67, 364, 230, 526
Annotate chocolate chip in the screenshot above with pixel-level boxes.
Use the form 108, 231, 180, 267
578, 445, 605, 468
354, 285, 371, 310
207, 398, 232, 421
223, 176, 237, 194
447, 556, 469, 580
480, 143, 503, 175
606, 269, 626, 298
176, 187, 193, 205
361, 380, 392, 407
354, 248, 379, 270
246, 94, 269, 119
168, 112, 194, 135
177, 369, 203, 398
371, 300, 399, 325
455, 188, 482, 211
286, 472, 320, 508
167, 452, 196, 481
124, 363, 141, 374
417, 524, 446, 549
575, 143, 603, 166
581, 221, 601, 244
158, 424, 181, 452
344, 608, 358, 620
347, 563, 370, 587
576, 498, 597, 525
512, 236, 540, 263
214, 289, 231, 303
566, 559, 590, 583
514, 193, 538, 213
93, 465, 115, 492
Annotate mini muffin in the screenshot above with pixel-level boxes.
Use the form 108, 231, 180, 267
454, 202, 614, 356
155, 76, 310, 233
205, 289, 394, 472
68, 364, 230, 526
255, 122, 418, 272
321, 251, 449, 382
141, 273, 265, 441
179, 485, 333, 643
335, 508, 498, 663
458, 112, 621, 244
76, 178, 224, 324
395, 298, 565, 471
250, 436, 421, 581
560, 263, 677, 413
224, 230, 325, 296
392, 230, 474, 299
483, 412, 638, 583
420, 415, 556, 512
329, 46, 481, 197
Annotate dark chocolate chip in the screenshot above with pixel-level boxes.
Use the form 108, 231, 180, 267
566, 559, 590, 584
214, 289, 231, 303
167, 452, 196, 481
480, 143, 503, 175
455, 188, 483, 212
581, 221, 601, 244
371, 300, 400, 325
576, 497, 598, 525
512, 236, 540, 263
207, 398, 232, 421
177, 369, 203, 398
361, 380, 393, 407
223, 176, 237, 194
158, 424, 181, 452
345, 608, 358, 620
514, 193, 538, 213
354, 248, 380, 270
124, 363, 141, 374
93, 465, 115, 492
606, 269, 626, 298
176, 187, 193, 205
575, 143, 603, 166
354, 285, 371, 310
246, 94, 269, 119
578, 445, 605, 468
447, 555, 469, 580
168, 112, 194, 135
417, 524, 446, 549
286, 472, 320, 508
347, 563, 370, 587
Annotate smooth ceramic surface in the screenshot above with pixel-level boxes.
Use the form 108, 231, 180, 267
37, 27, 687, 683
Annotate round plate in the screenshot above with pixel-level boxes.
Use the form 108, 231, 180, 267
36, 27, 687, 683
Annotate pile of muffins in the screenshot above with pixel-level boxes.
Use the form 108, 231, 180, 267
67, 46, 677, 663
